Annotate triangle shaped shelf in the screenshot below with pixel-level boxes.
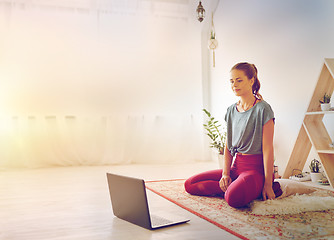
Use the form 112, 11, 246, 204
283, 58, 334, 188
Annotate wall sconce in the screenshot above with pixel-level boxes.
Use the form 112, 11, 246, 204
196, 1, 205, 22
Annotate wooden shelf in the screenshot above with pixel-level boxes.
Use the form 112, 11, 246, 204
305, 111, 334, 115
283, 58, 334, 189
317, 149, 334, 154
299, 180, 334, 192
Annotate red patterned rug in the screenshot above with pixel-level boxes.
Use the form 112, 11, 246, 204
145, 179, 334, 240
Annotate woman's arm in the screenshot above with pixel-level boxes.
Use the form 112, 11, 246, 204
219, 144, 233, 192
262, 119, 275, 200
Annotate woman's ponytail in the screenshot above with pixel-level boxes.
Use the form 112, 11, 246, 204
251, 64, 262, 100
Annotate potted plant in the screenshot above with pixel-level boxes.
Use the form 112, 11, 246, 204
202, 109, 226, 167
319, 93, 331, 111
309, 159, 323, 183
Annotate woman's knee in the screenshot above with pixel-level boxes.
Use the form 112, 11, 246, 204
184, 178, 193, 194
184, 170, 222, 194
225, 172, 264, 208
225, 187, 247, 208
184, 177, 211, 195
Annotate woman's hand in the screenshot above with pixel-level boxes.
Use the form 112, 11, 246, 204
219, 174, 232, 192
262, 183, 275, 201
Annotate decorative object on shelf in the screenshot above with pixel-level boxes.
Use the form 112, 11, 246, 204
319, 93, 331, 111
289, 172, 311, 182
196, 1, 205, 22
273, 165, 281, 179
309, 159, 320, 172
208, 13, 218, 67
309, 159, 323, 183
202, 109, 226, 156
318, 178, 330, 185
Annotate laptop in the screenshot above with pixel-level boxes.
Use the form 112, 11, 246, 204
106, 173, 190, 230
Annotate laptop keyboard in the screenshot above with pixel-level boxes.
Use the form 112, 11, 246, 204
151, 215, 174, 226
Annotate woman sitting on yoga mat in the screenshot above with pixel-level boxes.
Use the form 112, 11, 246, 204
185, 62, 282, 208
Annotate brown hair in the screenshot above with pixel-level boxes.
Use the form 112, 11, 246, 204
231, 62, 262, 100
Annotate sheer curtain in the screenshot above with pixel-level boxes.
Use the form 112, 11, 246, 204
0, 115, 207, 168
0, 1, 210, 168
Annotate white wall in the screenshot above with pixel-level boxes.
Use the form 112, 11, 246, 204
205, 0, 334, 174
0, 2, 203, 116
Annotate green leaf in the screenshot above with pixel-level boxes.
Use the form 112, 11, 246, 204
203, 109, 211, 117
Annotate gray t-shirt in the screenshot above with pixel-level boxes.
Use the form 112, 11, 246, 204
224, 100, 275, 157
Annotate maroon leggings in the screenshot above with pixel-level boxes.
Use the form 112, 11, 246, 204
184, 154, 282, 208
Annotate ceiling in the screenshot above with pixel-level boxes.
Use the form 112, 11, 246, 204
0, 0, 192, 20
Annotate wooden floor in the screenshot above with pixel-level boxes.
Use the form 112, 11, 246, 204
0, 162, 241, 240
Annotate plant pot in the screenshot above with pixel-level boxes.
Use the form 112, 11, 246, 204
218, 153, 224, 169
321, 103, 331, 111
310, 172, 323, 183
